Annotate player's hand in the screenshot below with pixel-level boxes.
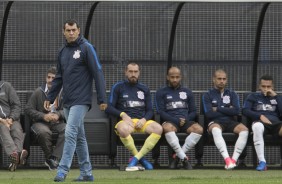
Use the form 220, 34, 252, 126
6, 118, 13, 126
260, 115, 272, 125
0, 118, 11, 129
179, 118, 186, 127
212, 107, 217, 112
50, 113, 60, 122
121, 113, 134, 128
44, 101, 51, 111
43, 113, 53, 123
136, 118, 146, 129
265, 89, 277, 97
99, 103, 107, 111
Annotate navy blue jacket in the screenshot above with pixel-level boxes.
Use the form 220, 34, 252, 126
242, 93, 282, 124
47, 36, 107, 108
106, 80, 153, 120
202, 88, 240, 122
155, 85, 196, 126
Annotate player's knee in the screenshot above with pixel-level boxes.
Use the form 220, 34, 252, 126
162, 123, 176, 133
252, 122, 264, 133
116, 124, 131, 137
150, 122, 163, 135
190, 124, 203, 135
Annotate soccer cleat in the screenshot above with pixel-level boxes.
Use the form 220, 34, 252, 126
128, 156, 139, 167
181, 157, 193, 170
45, 158, 59, 170
224, 157, 236, 170
256, 161, 267, 171
8, 163, 17, 172
169, 154, 179, 169
8, 151, 19, 171
73, 175, 94, 182
54, 172, 67, 182
125, 166, 145, 171
139, 157, 153, 170
9, 151, 19, 164
19, 149, 28, 165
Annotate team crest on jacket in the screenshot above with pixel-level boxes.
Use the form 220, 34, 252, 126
222, 95, 230, 104
73, 50, 81, 59
270, 99, 277, 104
179, 92, 187, 99
137, 91, 144, 100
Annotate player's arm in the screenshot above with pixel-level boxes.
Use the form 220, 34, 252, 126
187, 90, 197, 121
85, 44, 107, 104
143, 90, 154, 121
155, 90, 179, 124
105, 84, 123, 117
217, 92, 240, 116
202, 93, 225, 119
242, 94, 261, 121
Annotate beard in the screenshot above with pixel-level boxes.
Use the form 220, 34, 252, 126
170, 82, 180, 88
128, 77, 138, 84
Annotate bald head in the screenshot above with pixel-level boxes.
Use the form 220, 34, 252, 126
168, 67, 181, 76
213, 69, 227, 92
167, 67, 182, 88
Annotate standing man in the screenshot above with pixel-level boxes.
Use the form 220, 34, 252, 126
202, 69, 249, 169
25, 67, 65, 170
156, 67, 203, 169
243, 75, 282, 171
0, 81, 28, 171
44, 19, 107, 182
106, 62, 162, 171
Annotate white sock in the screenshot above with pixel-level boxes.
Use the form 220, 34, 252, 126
232, 130, 249, 161
252, 123, 265, 162
165, 132, 186, 159
212, 127, 229, 159
182, 132, 202, 153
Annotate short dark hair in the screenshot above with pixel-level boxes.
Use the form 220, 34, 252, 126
47, 66, 56, 75
125, 62, 140, 71
260, 75, 273, 82
63, 19, 80, 30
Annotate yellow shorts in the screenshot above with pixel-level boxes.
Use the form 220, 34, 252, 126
115, 118, 155, 134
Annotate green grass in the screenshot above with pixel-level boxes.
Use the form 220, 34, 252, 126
1, 168, 282, 184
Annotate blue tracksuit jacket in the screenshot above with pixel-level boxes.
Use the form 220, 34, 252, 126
242, 92, 282, 124
202, 88, 240, 123
47, 35, 107, 108
106, 80, 153, 120
155, 85, 196, 126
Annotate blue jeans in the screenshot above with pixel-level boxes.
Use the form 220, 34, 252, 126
57, 105, 92, 176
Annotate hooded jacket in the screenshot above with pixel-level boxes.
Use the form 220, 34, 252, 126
25, 83, 65, 124
47, 36, 107, 108
0, 81, 21, 120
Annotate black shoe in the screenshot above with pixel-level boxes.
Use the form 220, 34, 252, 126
8, 163, 17, 172
169, 154, 179, 169
237, 162, 247, 168
45, 158, 58, 170
194, 162, 204, 168
182, 158, 193, 170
